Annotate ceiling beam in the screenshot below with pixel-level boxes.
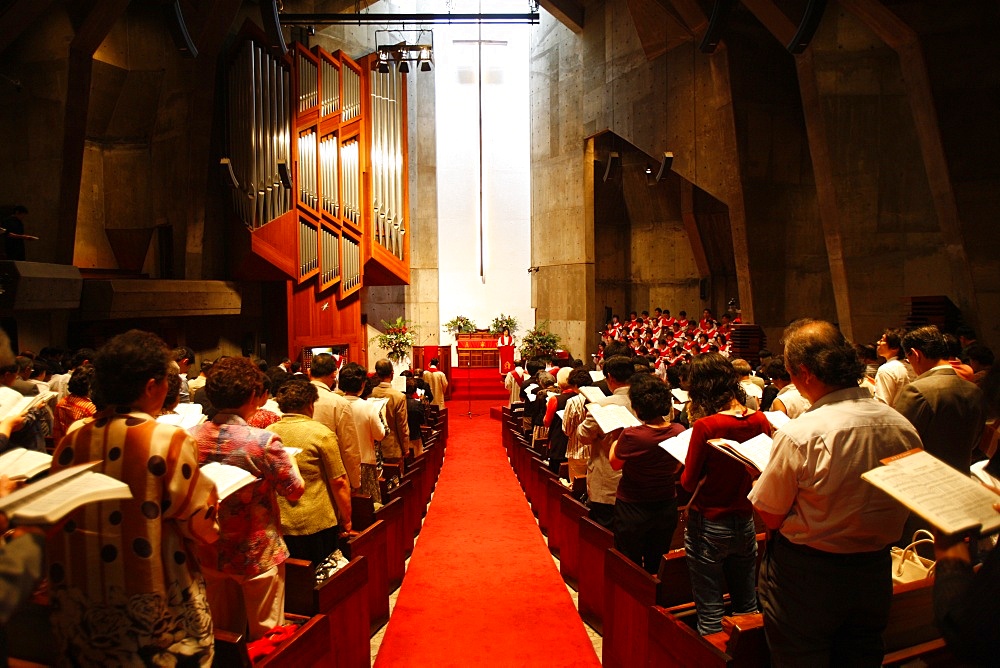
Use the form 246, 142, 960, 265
538, 0, 584, 33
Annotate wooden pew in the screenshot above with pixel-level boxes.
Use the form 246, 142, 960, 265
559, 493, 590, 589
387, 479, 416, 558
577, 516, 615, 633
375, 496, 406, 592
648, 607, 768, 667
882, 577, 948, 665
401, 459, 426, 534
603, 548, 657, 668
284, 556, 371, 668
530, 457, 548, 526
545, 476, 570, 558
215, 614, 331, 667
346, 519, 389, 634
538, 466, 562, 540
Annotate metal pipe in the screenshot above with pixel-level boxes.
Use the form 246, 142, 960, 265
280, 12, 540, 25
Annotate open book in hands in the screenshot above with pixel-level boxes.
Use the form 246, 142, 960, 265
659, 429, 693, 463
0, 392, 56, 420
862, 448, 1000, 537
0, 448, 53, 480
199, 462, 258, 500
0, 461, 131, 525
585, 402, 641, 434
707, 432, 774, 474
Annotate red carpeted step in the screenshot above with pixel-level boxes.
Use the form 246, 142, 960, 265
448, 368, 510, 401
374, 400, 600, 667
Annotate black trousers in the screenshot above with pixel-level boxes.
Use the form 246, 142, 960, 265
759, 533, 893, 667
588, 501, 615, 529
613, 498, 678, 574
283, 526, 340, 567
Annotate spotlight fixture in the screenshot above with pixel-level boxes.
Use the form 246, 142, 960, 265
375, 29, 433, 74
602, 151, 620, 183
655, 151, 674, 182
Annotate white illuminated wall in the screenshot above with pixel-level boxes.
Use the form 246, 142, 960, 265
433, 9, 533, 359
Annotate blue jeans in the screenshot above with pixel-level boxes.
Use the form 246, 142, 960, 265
684, 511, 758, 635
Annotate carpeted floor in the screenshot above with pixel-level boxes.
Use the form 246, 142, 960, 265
374, 400, 601, 667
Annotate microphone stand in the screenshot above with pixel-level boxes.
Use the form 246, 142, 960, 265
466, 356, 474, 418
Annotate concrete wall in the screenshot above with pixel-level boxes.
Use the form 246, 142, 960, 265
530, 0, 1000, 355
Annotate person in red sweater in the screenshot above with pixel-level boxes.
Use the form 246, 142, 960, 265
680, 353, 771, 635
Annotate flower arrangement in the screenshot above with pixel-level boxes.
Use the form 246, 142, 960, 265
519, 320, 561, 359
488, 313, 519, 337
443, 315, 478, 335
370, 317, 416, 363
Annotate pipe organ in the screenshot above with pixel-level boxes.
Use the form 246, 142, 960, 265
319, 134, 339, 217
222, 25, 411, 360
224, 39, 292, 229
299, 218, 318, 279
369, 68, 406, 260
321, 226, 340, 285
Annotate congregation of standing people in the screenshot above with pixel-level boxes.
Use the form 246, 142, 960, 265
506, 307, 999, 666
0, 327, 445, 665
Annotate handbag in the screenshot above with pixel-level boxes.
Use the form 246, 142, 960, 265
890, 529, 936, 584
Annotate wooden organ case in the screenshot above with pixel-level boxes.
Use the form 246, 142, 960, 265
222, 25, 411, 362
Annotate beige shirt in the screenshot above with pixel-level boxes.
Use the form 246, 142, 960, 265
874, 357, 913, 407
750, 386, 920, 553
423, 369, 448, 408
775, 383, 810, 419
576, 386, 631, 505
344, 394, 388, 464
370, 381, 409, 459
310, 380, 362, 489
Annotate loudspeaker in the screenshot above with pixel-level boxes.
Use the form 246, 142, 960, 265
165, 1, 198, 58
699, 0, 737, 53
260, 0, 288, 56
655, 151, 674, 182
602, 152, 620, 183
787, 0, 828, 54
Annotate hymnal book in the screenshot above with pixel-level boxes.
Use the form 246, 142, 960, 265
659, 429, 693, 463
585, 403, 641, 433
0, 392, 57, 420
589, 370, 605, 382
578, 386, 607, 404
523, 383, 540, 402
0, 461, 131, 525
156, 407, 207, 431
708, 433, 774, 473
0, 448, 52, 480
763, 411, 790, 430
671, 389, 690, 405
862, 449, 1000, 536
199, 462, 258, 500
556, 409, 565, 421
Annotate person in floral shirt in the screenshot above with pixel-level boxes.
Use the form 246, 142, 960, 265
190, 356, 304, 640
48, 330, 221, 666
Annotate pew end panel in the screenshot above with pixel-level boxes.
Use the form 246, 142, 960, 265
647, 606, 768, 667
346, 518, 390, 634
559, 493, 590, 590
603, 548, 658, 668
283, 556, 371, 668
577, 516, 615, 633
376, 495, 406, 591
215, 613, 332, 667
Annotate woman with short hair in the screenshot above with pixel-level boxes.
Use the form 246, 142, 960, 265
48, 330, 221, 665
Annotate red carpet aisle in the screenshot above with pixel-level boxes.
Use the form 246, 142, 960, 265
374, 400, 601, 667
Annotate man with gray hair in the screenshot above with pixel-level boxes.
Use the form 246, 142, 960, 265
750, 319, 922, 666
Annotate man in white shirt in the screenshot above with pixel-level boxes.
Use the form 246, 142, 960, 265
309, 353, 362, 492
873, 327, 913, 406
338, 362, 388, 502
750, 319, 920, 666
